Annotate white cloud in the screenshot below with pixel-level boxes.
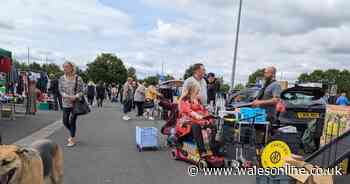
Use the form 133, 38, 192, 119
150, 19, 199, 44
2, 0, 350, 84
0, 0, 132, 64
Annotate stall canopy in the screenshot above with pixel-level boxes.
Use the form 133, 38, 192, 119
0, 48, 12, 58
159, 80, 183, 88
0, 48, 12, 73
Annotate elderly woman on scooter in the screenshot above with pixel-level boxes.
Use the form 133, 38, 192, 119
176, 80, 213, 158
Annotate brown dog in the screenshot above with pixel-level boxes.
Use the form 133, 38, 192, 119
0, 139, 63, 184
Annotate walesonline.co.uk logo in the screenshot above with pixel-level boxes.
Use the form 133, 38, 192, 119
187, 165, 343, 177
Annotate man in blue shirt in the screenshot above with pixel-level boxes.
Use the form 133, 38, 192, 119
336, 93, 349, 106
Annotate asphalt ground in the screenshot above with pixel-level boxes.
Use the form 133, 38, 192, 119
49, 102, 255, 184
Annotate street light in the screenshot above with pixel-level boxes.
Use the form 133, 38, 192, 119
231, 0, 243, 90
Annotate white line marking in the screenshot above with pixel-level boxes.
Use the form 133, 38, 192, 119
14, 119, 63, 146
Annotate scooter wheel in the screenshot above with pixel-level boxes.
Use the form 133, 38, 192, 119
230, 160, 241, 168
198, 159, 208, 169
170, 149, 179, 160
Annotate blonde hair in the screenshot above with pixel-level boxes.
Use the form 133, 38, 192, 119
179, 81, 200, 102
63, 61, 76, 74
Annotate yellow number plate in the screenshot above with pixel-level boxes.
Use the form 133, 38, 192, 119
297, 112, 320, 119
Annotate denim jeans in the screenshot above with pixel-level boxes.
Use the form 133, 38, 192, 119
62, 108, 78, 137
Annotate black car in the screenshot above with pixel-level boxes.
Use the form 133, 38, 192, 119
226, 87, 261, 107
275, 86, 326, 148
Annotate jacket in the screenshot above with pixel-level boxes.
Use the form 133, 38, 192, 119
48, 79, 60, 96
175, 98, 210, 137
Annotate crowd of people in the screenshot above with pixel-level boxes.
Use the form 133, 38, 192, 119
49, 61, 224, 147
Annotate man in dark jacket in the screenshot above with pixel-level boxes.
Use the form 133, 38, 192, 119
86, 81, 96, 106
48, 75, 62, 111
96, 81, 106, 108
207, 73, 220, 105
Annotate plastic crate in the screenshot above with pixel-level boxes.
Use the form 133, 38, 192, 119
256, 174, 295, 184
239, 107, 267, 122
136, 126, 159, 151
37, 102, 49, 110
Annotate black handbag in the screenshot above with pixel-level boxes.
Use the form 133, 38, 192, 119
72, 76, 90, 115
144, 99, 154, 109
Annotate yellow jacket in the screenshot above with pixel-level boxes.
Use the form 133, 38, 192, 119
145, 87, 158, 100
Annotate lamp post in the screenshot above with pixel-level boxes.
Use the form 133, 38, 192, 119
231, 0, 243, 90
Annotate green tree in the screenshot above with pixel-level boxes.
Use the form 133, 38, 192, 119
164, 74, 175, 81
234, 83, 245, 90
247, 68, 264, 86
144, 75, 159, 86
309, 70, 326, 82
183, 65, 195, 80
28, 62, 42, 72
42, 63, 64, 78
220, 84, 230, 93
298, 73, 310, 83
297, 69, 350, 96
86, 53, 128, 85
12, 60, 29, 71
127, 67, 137, 80
76, 67, 88, 83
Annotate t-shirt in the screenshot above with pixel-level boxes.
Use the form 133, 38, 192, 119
183, 76, 208, 105
111, 87, 118, 96
59, 75, 84, 108
260, 81, 282, 117
336, 96, 349, 106
260, 81, 282, 100
123, 82, 133, 101
134, 85, 146, 102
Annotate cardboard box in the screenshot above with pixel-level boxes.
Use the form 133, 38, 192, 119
284, 155, 334, 184
323, 105, 350, 137
321, 105, 350, 174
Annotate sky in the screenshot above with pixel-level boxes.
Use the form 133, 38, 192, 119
0, 0, 349, 84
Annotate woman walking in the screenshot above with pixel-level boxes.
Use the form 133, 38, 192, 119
96, 81, 106, 108
122, 77, 134, 120
59, 61, 84, 147
134, 81, 146, 118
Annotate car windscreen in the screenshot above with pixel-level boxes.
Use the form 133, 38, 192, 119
281, 87, 325, 105
231, 88, 260, 102
283, 92, 316, 104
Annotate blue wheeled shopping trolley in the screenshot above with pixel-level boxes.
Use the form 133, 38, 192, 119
136, 126, 160, 152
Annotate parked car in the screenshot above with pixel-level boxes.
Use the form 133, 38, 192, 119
226, 87, 261, 108
275, 85, 326, 148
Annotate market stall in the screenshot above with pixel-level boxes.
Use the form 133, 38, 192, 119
157, 80, 183, 120
0, 48, 41, 119
0, 48, 15, 119
158, 80, 183, 103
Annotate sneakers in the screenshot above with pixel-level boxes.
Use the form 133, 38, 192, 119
66, 138, 76, 147
123, 115, 131, 121
148, 116, 154, 120
66, 142, 75, 147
